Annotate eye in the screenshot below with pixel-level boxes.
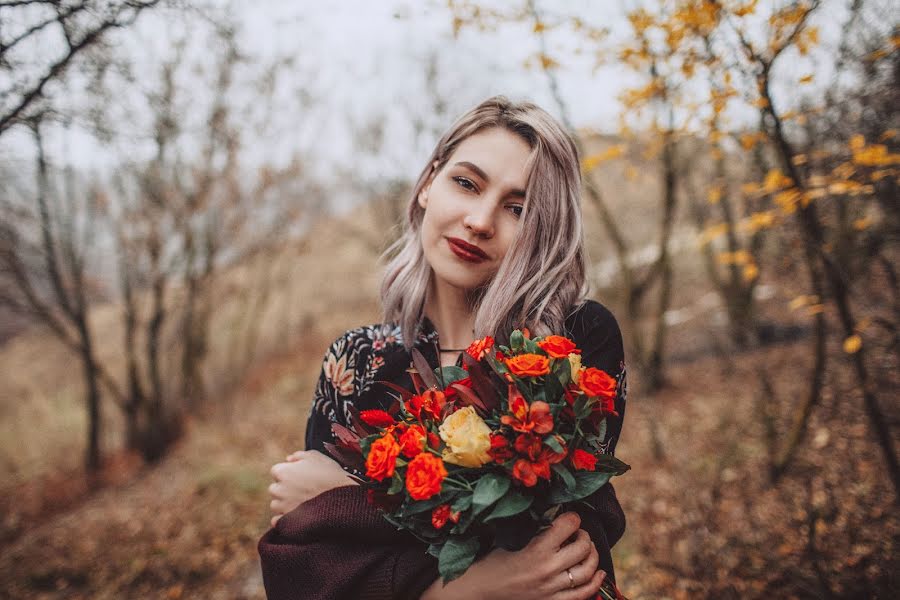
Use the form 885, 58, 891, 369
508, 204, 524, 218
453, 176, 477, 192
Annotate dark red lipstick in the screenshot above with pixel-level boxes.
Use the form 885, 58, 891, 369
447, 237, 488, 263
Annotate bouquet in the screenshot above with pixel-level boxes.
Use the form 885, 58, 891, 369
324, 329, 630, 599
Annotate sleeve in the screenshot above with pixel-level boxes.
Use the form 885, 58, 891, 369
258, 486, 440, 600
304, 334, 354, 454
569, 301, 628, 583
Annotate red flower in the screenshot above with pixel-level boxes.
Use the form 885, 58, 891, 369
514, 433, 543, 461
488, 433, 515, 463
571, 449, 597, 471
406, 389, 447, 421
500, 386, 554, 434
512, 458, 538, 487
504, 353, 550, 377
398, 424, 426, 458
426, 431, 442, 451
365, 433, 401, 482
360, 409, 395, 428
405, 452, 447, 500
431, 504, 461, 529
579, 367, 617, 400
537, 335, 580, 358
443, 377, 471, 400
466, 336, 495, 361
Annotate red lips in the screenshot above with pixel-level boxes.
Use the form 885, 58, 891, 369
447, 237, 488, 262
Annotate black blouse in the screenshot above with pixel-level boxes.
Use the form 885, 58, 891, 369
305, 298, 627, 459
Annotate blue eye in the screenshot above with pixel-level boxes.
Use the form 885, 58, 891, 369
453, 177, 477, 192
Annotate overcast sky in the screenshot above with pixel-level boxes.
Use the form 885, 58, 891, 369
2, 0, 851, 191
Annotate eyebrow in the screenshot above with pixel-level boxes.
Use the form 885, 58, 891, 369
454, 161, 526, 198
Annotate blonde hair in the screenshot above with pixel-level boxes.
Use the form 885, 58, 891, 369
379, 95, 589, 349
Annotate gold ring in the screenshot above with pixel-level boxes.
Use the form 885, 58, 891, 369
566, 568, 575, 589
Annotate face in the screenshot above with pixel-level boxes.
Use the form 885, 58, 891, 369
417, 127, 532, 293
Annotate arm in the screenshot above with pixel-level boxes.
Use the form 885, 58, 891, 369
569, 301, 628, 582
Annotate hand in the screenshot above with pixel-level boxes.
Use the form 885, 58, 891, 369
421, 512, 606, 600
268, 450, 358, 527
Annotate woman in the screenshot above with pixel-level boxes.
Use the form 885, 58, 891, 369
260, 96, 627, 600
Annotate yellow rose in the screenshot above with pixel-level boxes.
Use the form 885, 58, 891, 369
568, 353, 583, 384
439, 406, 492, 468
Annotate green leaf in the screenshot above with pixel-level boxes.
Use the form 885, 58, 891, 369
484, 490, 533, 521
387, 474, 404, 495
438, 536, 481, 583
427, 543, 443, 558
595, 419, 607, 443
552, 358, 571, 387
451, 494, 473, 513
403, 495, 450, 516
545, 435, 564, 454
573, 395, 592, 420
435, 366, 469, 387
595, 454, 631, 475
551, 463, 577, 491
547, 471, 613, 503
472, 472, 510, 515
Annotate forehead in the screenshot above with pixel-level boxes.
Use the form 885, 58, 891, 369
448, 127, 532, 188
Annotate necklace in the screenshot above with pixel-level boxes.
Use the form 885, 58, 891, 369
438, 346, 467, 353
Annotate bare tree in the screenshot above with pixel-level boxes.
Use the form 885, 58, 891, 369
0, 0, 161, 136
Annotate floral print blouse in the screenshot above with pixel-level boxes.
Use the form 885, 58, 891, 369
304, 299, 627, 461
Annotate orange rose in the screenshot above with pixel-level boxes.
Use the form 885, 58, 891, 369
578, 367, 617, 399
536, 335, 580, 358
398, 424, 426, 458
365, 433, 401, 482
504, 353, 550, 377
405, 452, 448, 500
466, 336, 495, 361
571, 449, 597, 471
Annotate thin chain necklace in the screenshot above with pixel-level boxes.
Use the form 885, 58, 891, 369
438, 346, 467, 353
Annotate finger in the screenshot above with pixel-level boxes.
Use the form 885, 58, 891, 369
286, 451, 305, 461
270, 463, 283, 480
270, 498, 285, 514
268, 482, 282, 499
565, 544, 600, 589
531, 512, 582, 552
553, 529, 593, 570
551, 569, 605, 600
270, 514, 282, 528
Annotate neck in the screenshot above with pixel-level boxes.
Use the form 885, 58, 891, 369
424, 276, 477, 351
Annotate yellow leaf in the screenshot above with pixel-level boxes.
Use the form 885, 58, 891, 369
799, 74, 814, 84
806, 304, 825, 315
752, 97, 770, 109
533, 21, 546, 33
791, 153, 808, 165
699, 223, 729, 246
843, 334, 862, 354
734, 0, 758, 17
849, 134, 866, 151
582, 145, 625, 171
763, 169, 792, 192
707, 186, 723, 204
789, 295, 816, 310
624, 165, 639, 181
853, 216, 872, 231
743, 263, 759, 282
539, 53, 559, 70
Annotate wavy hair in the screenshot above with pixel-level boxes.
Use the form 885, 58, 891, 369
379, 95, 589, 349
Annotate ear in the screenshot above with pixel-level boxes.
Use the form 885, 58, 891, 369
417, 161, 439, 209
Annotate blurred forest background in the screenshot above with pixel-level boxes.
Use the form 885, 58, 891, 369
0, 0, 897, 598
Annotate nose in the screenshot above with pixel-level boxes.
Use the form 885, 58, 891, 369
463, 204, 495, 238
